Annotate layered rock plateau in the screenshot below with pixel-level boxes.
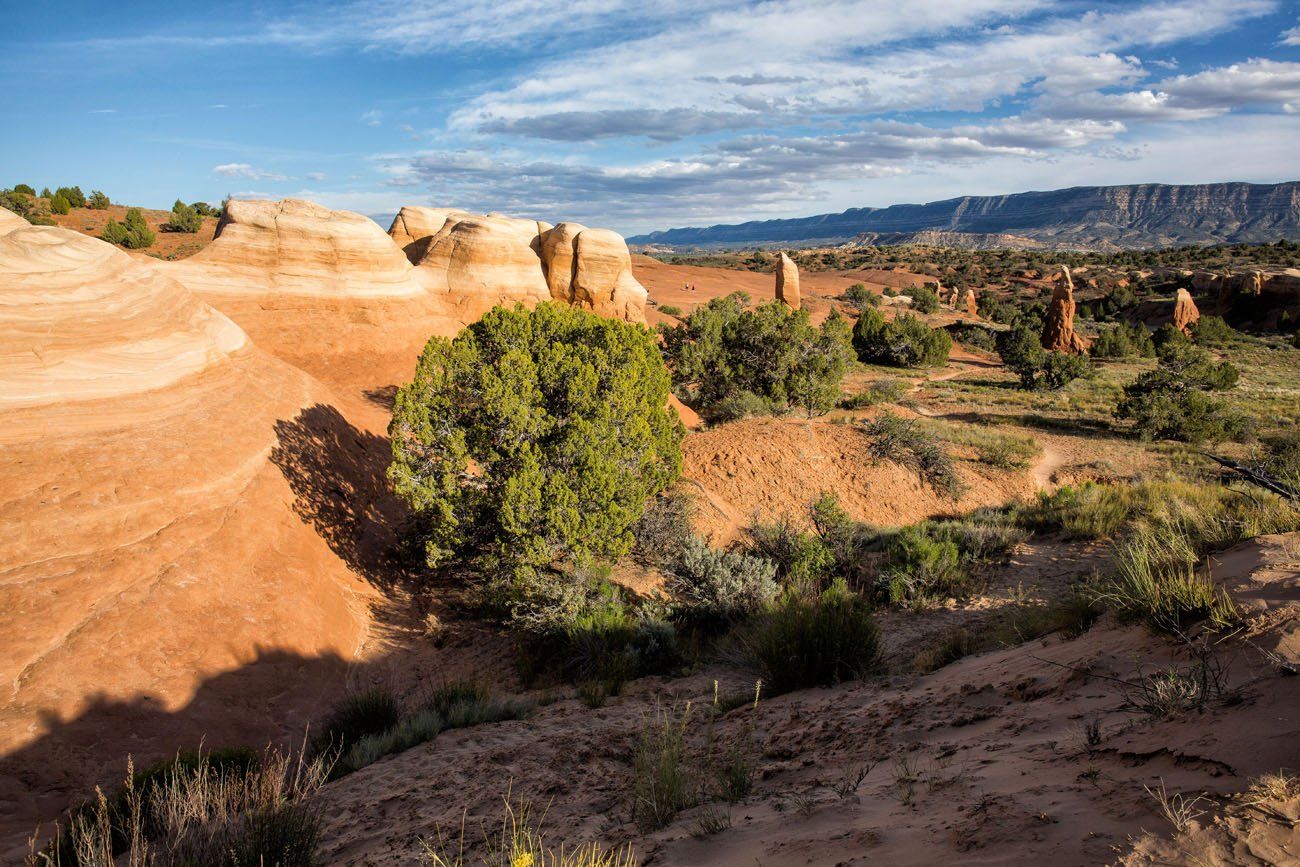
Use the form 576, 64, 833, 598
0, 219, 377, 851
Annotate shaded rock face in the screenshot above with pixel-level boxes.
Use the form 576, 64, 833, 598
1173, 288, 1201, 334
1193, 267, 1300, 328
1041, 266, 1088, 354
775, 252, 801, 309
390, 209, 648, 323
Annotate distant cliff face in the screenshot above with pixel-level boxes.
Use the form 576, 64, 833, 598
629, 182, 1300, 251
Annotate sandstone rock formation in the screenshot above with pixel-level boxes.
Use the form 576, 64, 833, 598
167, 199, 461, 422
391, 209, 648, 323
776, 252, 801, 309
550, 224, 648, 321
1172, 287, 1201, 334
1041, 266, 1088, 354
174, 198, 425, 298
962, 287, 979, 317
1192, 267, 1300, 328
0, 205, 27, 236
0, 226, 376, 848
414, 213, 553, 320
388, 206, 473, 263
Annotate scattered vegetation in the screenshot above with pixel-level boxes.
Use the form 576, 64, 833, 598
161, 199, 202, 233
741, 579, 879, 695
421, 797, 636, 867
101, 208, 156, 249
30, 747, 328, 867
997, 326, 1093, 390
86, 190, 110, 210
389, 303, 682, 586
861, 411, 963, 497
852, 308, 951, 368
661, 293, 855, 420
1116, 341, 1247, 443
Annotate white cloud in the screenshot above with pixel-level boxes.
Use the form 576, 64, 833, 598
1282, 24, 1300, 46
212, 163, 289, 182
305, 171, 328, 181
361, 109, 383, 126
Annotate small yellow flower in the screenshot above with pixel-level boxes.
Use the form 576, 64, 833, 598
512, 853, 535, 867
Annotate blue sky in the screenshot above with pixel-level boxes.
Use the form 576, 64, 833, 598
2, 0, 1299, 235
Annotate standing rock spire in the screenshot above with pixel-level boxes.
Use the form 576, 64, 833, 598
775, 252, 801, 309
1040, 265, 1088, 354
1172, 287, 1201, 334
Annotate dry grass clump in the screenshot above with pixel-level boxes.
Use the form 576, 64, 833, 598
1022, 478, 1300, 634
29, 746, 328, 867
421, 797, 636, 867
861, 411, 964, 498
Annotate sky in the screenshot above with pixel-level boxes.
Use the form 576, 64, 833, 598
2, 0, 1299, 235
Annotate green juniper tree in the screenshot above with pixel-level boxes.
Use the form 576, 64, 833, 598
389, 303, 684, 582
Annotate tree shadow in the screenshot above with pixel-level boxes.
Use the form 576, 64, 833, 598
930, 408, 1118, 438
363, 385, 399, 410
270, 404, 410, 591
0, 647, 353, 860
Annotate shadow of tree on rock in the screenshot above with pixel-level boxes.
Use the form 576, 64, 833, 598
271, 404, 411, 591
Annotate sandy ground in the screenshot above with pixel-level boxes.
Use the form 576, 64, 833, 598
51, 205, 219, 260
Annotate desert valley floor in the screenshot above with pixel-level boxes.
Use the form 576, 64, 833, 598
2, 200, 1298, 866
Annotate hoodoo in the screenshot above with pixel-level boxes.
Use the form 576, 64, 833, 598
390, 208, 649, 323
1172, 287, 1201, 334
776, 251, 801, 309
1040, 265, 1088, 354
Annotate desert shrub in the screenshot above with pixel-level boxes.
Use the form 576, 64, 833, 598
1091, 323, 1155, 359
13, 183, 34, 196
706, 390, 782, 423
912, 628, 980, 673
390, 303, 682, 581
191, 201, 219, 217
86, 190, 110, 209
743, 580, 879, 695
947, 322, 998, 353
1100, 529, 1238, 634
1152, 322, 1192, 352
421, 797, 637, 866
853, 308, 951, 368
1020, 483, 1134, 539
631, 489, 696, 568
861, 411, 963, 498
839, 378, 908, 409
658, 304, 683, 317
873, 510, 1024, 607
40, 187, 51, 198
910, 284, 940, 314
1260, 433, 1300, 493
101, 207, 155, 249
1116, 341, 1247, 444
161, 199, 202, 233
36, 747, 327, 867
49, 193, 71, 215
746, 516, 835, 593
55, 186, 86, 208
1190, 315, 1236, 346
667, 535, 779, 624
661, 295, 854, 419
339, 686, 532, 775
843, 283, 877, 310
1039, 350, 1094, 390
997, 325, 1092, 390
311, 688, 401, 760
510, 574, 682, 685
631, 705, 697, 832
100, 218, 129, 245
1, 187, 34, 218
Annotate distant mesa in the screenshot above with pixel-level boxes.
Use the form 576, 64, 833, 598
628, 181, 1300, 251
775, 251, 800, 309
0, 222, 247, 410
389, 206, 648, 323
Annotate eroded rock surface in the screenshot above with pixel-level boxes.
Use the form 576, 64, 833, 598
776, 251, 801, 309
1041, 266, 1088, 354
